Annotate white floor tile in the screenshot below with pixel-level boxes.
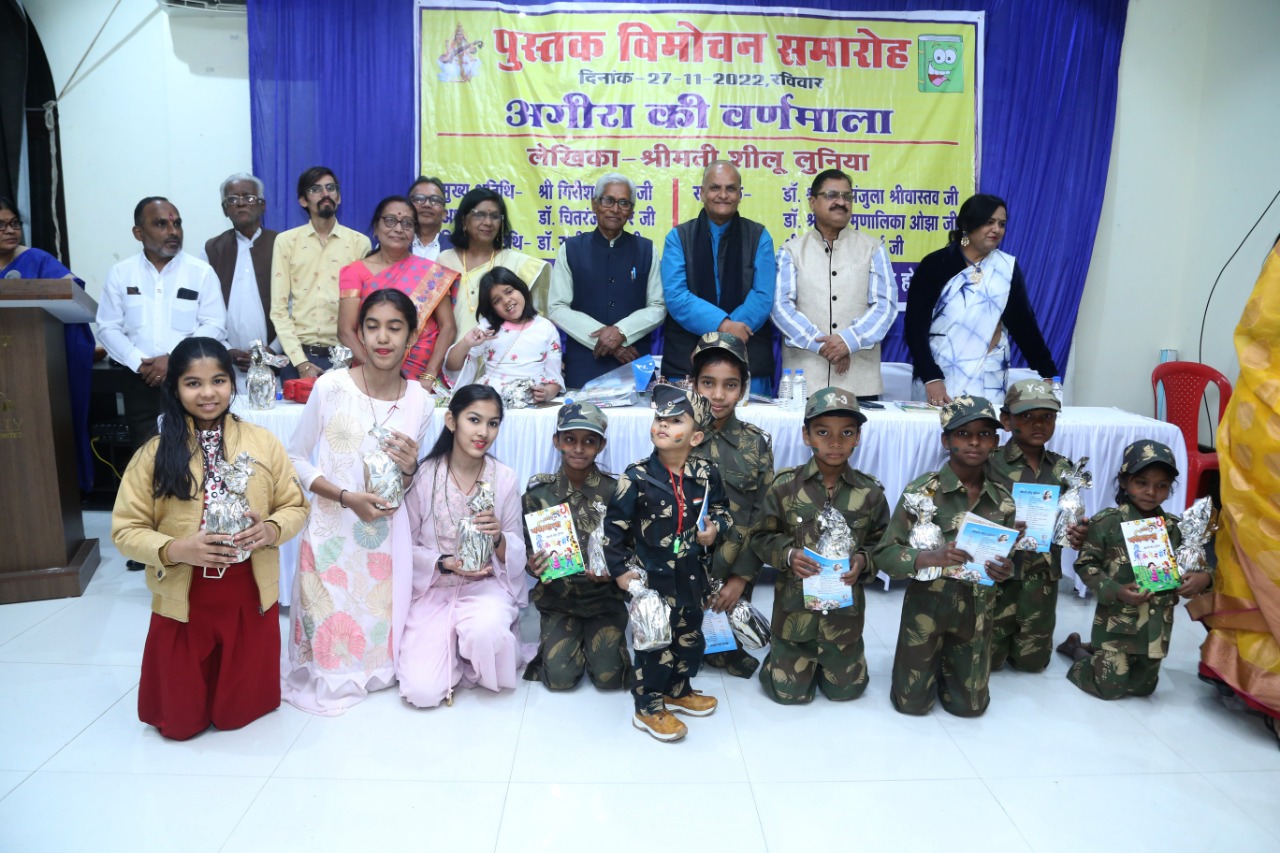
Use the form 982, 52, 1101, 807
0, 771, 262, 853
987, 772, 1277, 852
0, 598, 74, 648
724, 674, 978, 782
0, 662, 137, 770
1203, 770, 1280, 842
0, 594, 151, 666
511, 673, 746, 783
224, 778, 509, 853
754, 779, 1030, 853
496, 782, 767, 853
0, 770, 29, 800
273, 680, 528, 782
43, 685, 311, 777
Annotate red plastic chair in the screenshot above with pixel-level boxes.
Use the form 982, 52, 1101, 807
1151, 361, 1232, 507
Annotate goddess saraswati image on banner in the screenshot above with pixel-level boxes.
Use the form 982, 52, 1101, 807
438, 23, 484, 82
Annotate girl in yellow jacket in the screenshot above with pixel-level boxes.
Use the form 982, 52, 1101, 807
112, 337, 309, 740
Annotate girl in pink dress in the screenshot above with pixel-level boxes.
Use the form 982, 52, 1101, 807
399, 384, 528, 707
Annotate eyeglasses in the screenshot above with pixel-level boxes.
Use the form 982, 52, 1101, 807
306, 183, 338, 196
596, 196, 634, 210
468, 210, 504, 223
379, 216, 415, 232
815, 191, 855, 203
409, 193, 445, 207
0, 218, 22, 232
224, 195, 262, 206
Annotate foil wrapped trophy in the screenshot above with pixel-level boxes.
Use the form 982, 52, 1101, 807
581, 500, 610, 577
1175, 496, 1216, 574
905, 490, 946, 582
363, 426, 406, 510
245, 339, 288, 410
456, 480, 497, 575
808, 503, 856, 614
329, 345, 354, 370
500, 377, 536, 409
204, 452, 256, 567
626, 566, 672, 651
707, 579, 772, 650
1053, 457, 1093, 547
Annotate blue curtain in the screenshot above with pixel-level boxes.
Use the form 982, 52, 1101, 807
249, 0, 1127, 375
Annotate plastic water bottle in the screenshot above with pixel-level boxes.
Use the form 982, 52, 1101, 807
777, 369, 793, 407
1051, 375, 1064, 404
792, 369, 807, 412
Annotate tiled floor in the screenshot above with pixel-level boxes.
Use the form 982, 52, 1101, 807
1, 511, 1277, 852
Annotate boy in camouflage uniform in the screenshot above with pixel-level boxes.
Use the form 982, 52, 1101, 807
873, 396, 1017, 716
522, 402, 631, 691
752, 386, 889, 704
1058, 440, 1212, 699
985, 378, 1088, 672
690, 331, 775, 679
605, 386, 732, 742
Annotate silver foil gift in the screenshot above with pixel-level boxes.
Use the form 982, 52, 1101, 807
626, 566, 672, 651
363, 426, 405, 509
456, 480, 497, 575
245, 340, 288, 410
805, 504, 856, 612
581, 500, 609, 577
500, 377, 536, 409
1052, 457, 1093, 547
329, 344, 354, 370
905, 490, 945, 582
205, 452, 256, 563
707, 579, 771, 650
1175, 496, 1216, 574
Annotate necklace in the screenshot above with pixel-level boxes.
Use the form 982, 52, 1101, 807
966, 250, 988, 285
359, 364, 405, 429
460, 248, 497, 315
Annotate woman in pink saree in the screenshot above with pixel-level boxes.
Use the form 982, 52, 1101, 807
339, 196, 459, 391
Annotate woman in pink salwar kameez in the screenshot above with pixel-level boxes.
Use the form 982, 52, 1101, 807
400, 385, 528, 707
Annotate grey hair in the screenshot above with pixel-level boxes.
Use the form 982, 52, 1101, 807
592, 172, 635, 202
220, 172, 265, 199
701, 160, 741, 186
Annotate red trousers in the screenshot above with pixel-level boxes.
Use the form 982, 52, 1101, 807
138, 562, 281, 740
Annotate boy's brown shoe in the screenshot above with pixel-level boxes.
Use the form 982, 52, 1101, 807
664, 690, 717, 717
633, 709, 687, 742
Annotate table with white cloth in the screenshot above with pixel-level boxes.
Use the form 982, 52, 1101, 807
232, 399, 1187, 599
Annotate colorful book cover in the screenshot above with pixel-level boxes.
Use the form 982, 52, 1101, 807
524, 502, 586, 582
948, 513, 1019, 586
1012, 483, 1060, 554
702, 608, 738, 654
1120, 516, 1181, 593
802, 548, 854, 611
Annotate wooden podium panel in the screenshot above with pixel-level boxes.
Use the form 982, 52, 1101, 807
0, 280, 101, 603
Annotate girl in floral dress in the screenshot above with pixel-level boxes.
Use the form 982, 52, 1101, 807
285, 289, 433, 714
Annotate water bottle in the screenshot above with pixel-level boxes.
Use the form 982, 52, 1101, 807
777, 369, 792, 407
1051, 375, 1064, 404
792, 369, 807, 412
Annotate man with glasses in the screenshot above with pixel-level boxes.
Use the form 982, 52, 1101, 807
661, 160, 777, 395
773, 169, 897, 400
548, 173, 666, 388
407, 176, 453, 261
201, 173, 279, 387
269, 166, 371, 379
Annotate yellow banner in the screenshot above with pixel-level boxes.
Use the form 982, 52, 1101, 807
418, 3, 981, 297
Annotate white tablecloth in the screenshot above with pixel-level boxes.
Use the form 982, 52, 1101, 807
233, 399, 1188, 598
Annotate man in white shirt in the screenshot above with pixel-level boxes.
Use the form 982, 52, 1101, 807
96, 196, 226, 448
201, 173, 278, 388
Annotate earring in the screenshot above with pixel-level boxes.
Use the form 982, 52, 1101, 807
960, 233, 970, 248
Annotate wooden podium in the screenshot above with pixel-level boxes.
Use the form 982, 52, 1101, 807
0, 279, 101, 603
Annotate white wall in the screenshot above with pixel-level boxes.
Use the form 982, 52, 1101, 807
25, 0, 1280, 421
23, 0, 252, 298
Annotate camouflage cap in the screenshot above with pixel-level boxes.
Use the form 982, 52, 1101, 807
653, 383, 713, 430
803, 385, 866, 425
691, 330, 748, 366
939, 394, 1000, 432
1003, 378, 1061, 414
1119, 439, 1179, 477
556, 401, 607, 437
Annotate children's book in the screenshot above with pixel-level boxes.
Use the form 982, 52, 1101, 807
1012, 483, 1060, 554
702, 608, 738, 653
1120, 516, 1181, 593
524, 502, 587, 582
802, 548, 853, 611
948, 513, 1019, 586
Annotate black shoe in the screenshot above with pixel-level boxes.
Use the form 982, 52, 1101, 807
126, 560, 145, 572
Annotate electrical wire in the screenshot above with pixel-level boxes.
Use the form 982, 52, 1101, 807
91, 436, 124, 482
